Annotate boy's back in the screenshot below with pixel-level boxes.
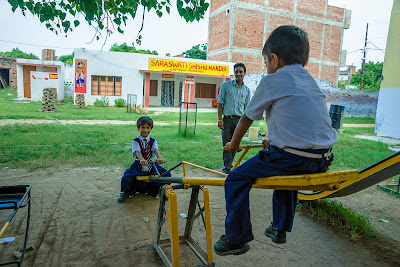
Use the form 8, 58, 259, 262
246, 64, 337, 150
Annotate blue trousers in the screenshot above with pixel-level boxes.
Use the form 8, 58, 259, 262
224, 146, 333, 244
121, 161, 171, 197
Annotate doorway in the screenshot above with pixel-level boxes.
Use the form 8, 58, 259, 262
0, 68, 9, 88
23, 65, 36, 98
161, 81, 174, 106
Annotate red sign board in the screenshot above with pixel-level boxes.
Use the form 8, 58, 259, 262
185, 76, 194, 84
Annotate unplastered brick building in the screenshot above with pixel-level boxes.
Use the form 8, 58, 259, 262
207, 0, 351, 86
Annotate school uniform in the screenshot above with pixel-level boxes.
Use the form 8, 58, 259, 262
120, 135, 170, 197
224, 64, 338, 245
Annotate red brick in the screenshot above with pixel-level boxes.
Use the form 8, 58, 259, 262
266, 14, 293, 37
269, 0, 294, 11
304, 62, 320, 79
245, 63, 262, 73
237, 0, 265, 5
208, 12, 230, 51
210, 0, 231, 13
232, 52, 245, 62
296, 0, 325, 18
295, 19, 324, 60
233, 8, 265, 49
326, 5, 344, 23
320, 65, 339, 86
0, 56, 17, 87
208, 53, 229, 62
323, 25, 342, 62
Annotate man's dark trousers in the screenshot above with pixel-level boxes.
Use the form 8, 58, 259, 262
224, 146, 333, 244
222, 116, 240, 172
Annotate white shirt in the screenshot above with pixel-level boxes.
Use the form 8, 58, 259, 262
131, 135, 158, 159
245, 64, 337, 149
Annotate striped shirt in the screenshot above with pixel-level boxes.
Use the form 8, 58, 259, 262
132, 135, 158, 159
217, 79, 250, 116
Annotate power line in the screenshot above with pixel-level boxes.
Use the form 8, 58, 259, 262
0, 39, 75, 50
367, 41, 385, 54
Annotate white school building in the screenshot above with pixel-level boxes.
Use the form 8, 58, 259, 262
73, 48, 235, 108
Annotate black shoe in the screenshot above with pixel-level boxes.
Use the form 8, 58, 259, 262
264, 223, 287, 244
222, 169, 230, 174
214, 235, 250, 256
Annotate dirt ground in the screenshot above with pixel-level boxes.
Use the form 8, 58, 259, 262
1, 165, 399, 267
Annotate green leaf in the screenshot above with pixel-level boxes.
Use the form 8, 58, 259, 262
62, 20, 70, 29
74, 20, 80, 27
60, 12, 66, 20
113, 18, 121, 25
117, 27, 123, 34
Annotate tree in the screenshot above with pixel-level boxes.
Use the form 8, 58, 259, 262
0, 48, 39, 59
350, 61, 383, 91
109, 43, 158, 55
183, 43, 207, 60
7, 0, 210, 44
58, 52, 74, 64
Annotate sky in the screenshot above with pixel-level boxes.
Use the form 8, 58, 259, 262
0, 0, 394, 69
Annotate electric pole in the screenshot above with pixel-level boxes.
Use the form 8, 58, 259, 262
360, 23, 368, 90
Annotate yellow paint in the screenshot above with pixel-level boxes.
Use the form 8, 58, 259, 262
200, 186, 214, 263
166, 187, 180, 267
149, 58, 230, 76
0, 222, 10, 238
381, 0, 400, 88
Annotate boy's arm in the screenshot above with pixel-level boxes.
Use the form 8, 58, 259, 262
225, 114, 254, 152
153, 148, 164, 164
135, 150, 148, 166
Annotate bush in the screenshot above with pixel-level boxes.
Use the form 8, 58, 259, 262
93, 96, 110, 107
114, 98, 126, 107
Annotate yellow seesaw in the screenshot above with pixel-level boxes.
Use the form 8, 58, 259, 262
137, 145, 400, 267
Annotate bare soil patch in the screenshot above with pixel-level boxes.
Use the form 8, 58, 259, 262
1, 166, 399, 266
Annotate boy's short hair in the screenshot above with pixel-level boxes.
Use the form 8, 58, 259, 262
234, 63, 247, 73
137, 116, 153, 128
262, 25, 309, 66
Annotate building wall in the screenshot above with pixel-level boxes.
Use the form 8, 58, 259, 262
74, 49, 235, 107
0, 56, 17, 87
244, 73, 378, 117
207, 0, 351, 86
15, 58, 65, 101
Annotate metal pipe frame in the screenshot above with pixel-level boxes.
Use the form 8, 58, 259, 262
153, 184, 215, 267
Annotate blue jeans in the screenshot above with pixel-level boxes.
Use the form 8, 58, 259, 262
224, 146, 333, 244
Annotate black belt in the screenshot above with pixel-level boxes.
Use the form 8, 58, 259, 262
224, 115, 241, 119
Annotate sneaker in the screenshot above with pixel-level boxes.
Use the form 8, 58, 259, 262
117, 192, 128, 202
264, 223, 286, 244
213, 235, 250, 256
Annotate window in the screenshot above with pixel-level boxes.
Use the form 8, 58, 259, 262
91, 75, 122, 96
195, 83, 216, 99
150, 80, 158, 96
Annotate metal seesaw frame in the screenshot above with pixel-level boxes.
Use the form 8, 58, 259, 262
137, 144, 360, 267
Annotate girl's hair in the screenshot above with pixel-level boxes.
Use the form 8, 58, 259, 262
137, 116, 153, 128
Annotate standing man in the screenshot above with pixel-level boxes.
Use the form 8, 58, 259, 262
217, 63, 250, 174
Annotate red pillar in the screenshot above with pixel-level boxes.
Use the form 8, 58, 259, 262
184, 83, 189, 102
189, 83, 195, 108
144, 72, 150, 108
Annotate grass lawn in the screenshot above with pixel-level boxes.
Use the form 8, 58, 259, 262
0, 87, 388, 171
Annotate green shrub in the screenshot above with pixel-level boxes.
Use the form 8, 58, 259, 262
114, 98, 126, 107
93, 96, 110, 107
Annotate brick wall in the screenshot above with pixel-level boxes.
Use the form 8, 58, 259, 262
207, 0, 348, 86
0, 56, 17, 87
